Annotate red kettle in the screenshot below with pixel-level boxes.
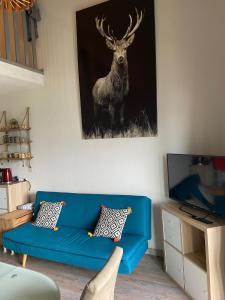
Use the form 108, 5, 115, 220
0, 168, 13, 183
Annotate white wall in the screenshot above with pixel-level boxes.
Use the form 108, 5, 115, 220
1, 0, 225, 250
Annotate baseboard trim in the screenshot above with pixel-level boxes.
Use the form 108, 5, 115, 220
146, 248, 163, 257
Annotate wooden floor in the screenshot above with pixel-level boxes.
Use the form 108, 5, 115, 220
0, 252, 189, 300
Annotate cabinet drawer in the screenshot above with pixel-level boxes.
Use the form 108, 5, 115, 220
14, 214, 32, 227
164, 242, 184, 288
0, 209, 7, 215
184, 257, 208, 300
162, 210, 182, 251
0, 188, 7, 210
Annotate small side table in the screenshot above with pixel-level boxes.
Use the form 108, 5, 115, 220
0, 210, 33, 246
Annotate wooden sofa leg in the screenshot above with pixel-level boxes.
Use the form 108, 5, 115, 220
22, 254, 28, 268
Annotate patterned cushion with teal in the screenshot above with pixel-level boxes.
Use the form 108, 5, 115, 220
93, 206, 131, 242
33, 201, 63, 229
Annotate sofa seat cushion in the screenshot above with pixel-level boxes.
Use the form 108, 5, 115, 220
3, 223, 146, 262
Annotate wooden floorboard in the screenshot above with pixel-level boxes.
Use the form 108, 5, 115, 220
0, 252, 189, 300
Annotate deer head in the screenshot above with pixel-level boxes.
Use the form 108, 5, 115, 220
95, 9, 144, 65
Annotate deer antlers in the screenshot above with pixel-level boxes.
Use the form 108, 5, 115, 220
95, 17, 114, 42
122, 8, 144, 40
95, 8, 144, 42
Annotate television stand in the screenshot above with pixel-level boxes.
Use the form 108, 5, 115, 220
162, 202, 225, 300
191, 215, 213, 224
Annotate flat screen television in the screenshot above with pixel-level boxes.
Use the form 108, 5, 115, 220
167, 154, 225, 218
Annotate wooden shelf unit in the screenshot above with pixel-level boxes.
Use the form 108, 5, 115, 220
0, 128, 31, 133
0, 141, 32, 146
0, 157, 33, 161
162, 202, 225, 300
184, 252, 206, 271
0, 108, 33, 167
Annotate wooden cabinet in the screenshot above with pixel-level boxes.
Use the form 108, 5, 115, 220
0, 210, 32, 232
0, 209, 33, 245
184, 256, 208, 300
164, 241, 184, 288
0, 181, 29, 214
162, 210, 182, 251
162, 202, 225, 300
0, 188, 7, 213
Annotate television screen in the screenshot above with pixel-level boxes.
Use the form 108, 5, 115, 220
167, 154, 225, 217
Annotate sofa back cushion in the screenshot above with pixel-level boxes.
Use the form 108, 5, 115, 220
34, 192, 151, 239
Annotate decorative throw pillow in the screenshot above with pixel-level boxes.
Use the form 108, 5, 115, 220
33, 201, 64, 229
93, 205, 132, 242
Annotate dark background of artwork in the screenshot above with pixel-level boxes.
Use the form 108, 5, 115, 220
76, 0, 157, 138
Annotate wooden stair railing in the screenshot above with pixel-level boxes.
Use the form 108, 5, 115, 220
0, 6, 38, 70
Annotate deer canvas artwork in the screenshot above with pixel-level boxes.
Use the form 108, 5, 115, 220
76, 0, 156, 139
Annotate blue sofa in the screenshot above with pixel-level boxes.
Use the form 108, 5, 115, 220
3, 191, 151, 274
